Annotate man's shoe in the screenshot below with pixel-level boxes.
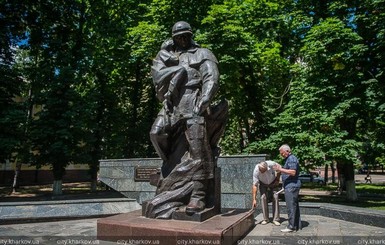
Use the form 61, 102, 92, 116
280, 228, 294, 233
261, 220, 269, 225
273, 221, 281, 226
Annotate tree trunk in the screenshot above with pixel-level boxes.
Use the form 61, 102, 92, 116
345, 180, 357, 201
12, 159, 22, 193
324, 164, 329, 184
90, 179, 97, 192
52, 164, 66, 195
337, 162, 346, 191
88, 153, 100, 193
345, 162, 357, 201
52, 180, 63, 195
89, 165, 98, 192
331, 161, 336, 183
337, 161, 357, 201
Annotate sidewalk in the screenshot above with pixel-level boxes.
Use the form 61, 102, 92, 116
248, 213, 385, 244
1, 185, 385, 244
1, 212, 384, 245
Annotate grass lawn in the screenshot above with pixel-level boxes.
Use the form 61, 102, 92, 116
300, 182, 385, 210
1, 182, 385, 211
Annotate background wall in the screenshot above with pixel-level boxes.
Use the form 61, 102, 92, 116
98, 155, 268, 209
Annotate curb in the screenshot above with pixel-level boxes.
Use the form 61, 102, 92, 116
260, 201, 385, 228
0, 198, 141, 225
2, 199, 384, 228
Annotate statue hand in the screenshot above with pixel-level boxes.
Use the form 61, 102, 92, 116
194, 96, 210, 115
163, 98, 172, 114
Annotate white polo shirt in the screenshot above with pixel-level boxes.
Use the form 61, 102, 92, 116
253, 160, 278, 185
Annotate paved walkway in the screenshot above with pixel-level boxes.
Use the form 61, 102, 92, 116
248, 213, 385, 244
1, 213, 384, 245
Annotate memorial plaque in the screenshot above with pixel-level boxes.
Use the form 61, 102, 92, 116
134, 166, 159, 182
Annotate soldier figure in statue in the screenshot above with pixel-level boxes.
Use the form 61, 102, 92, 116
144, 21, 228, 219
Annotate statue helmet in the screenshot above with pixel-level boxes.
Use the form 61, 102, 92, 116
172, 21, 193, 37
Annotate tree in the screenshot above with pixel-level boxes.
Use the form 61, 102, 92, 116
24, 0, 88, 195
0, 0, 31, 190
248, 18, 367, 201
3, 0, 385, 199
354, 0, 385, 170
200, 0, 294, 154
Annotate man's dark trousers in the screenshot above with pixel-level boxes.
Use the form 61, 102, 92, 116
284, 187, 301, 230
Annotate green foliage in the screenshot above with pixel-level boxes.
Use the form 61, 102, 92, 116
200, 0, 294, 153
354, 0, 385, 168
129, 22, 164, 61
1, 0, 385, 191
246, 17, 368, 172
0, 0, 29, 163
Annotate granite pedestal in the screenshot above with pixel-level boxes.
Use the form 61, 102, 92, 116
97, 208, 255, 245
99, 155, 268, 209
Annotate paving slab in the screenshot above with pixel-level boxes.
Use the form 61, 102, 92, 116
1, 213, 384, 245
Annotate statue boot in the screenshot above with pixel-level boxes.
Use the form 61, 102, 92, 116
186, 179, 207, 214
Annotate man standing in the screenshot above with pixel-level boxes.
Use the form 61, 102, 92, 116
252, 160, 281, 226
274, 144, 302, 232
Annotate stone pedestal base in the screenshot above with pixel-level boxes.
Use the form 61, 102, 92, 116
97, 209, 254, 245
171, 206, 219, 222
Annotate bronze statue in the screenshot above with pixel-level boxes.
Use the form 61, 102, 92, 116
144, 21, 228, 219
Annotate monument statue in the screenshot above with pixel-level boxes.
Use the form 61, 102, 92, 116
144, 21, 228, 219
